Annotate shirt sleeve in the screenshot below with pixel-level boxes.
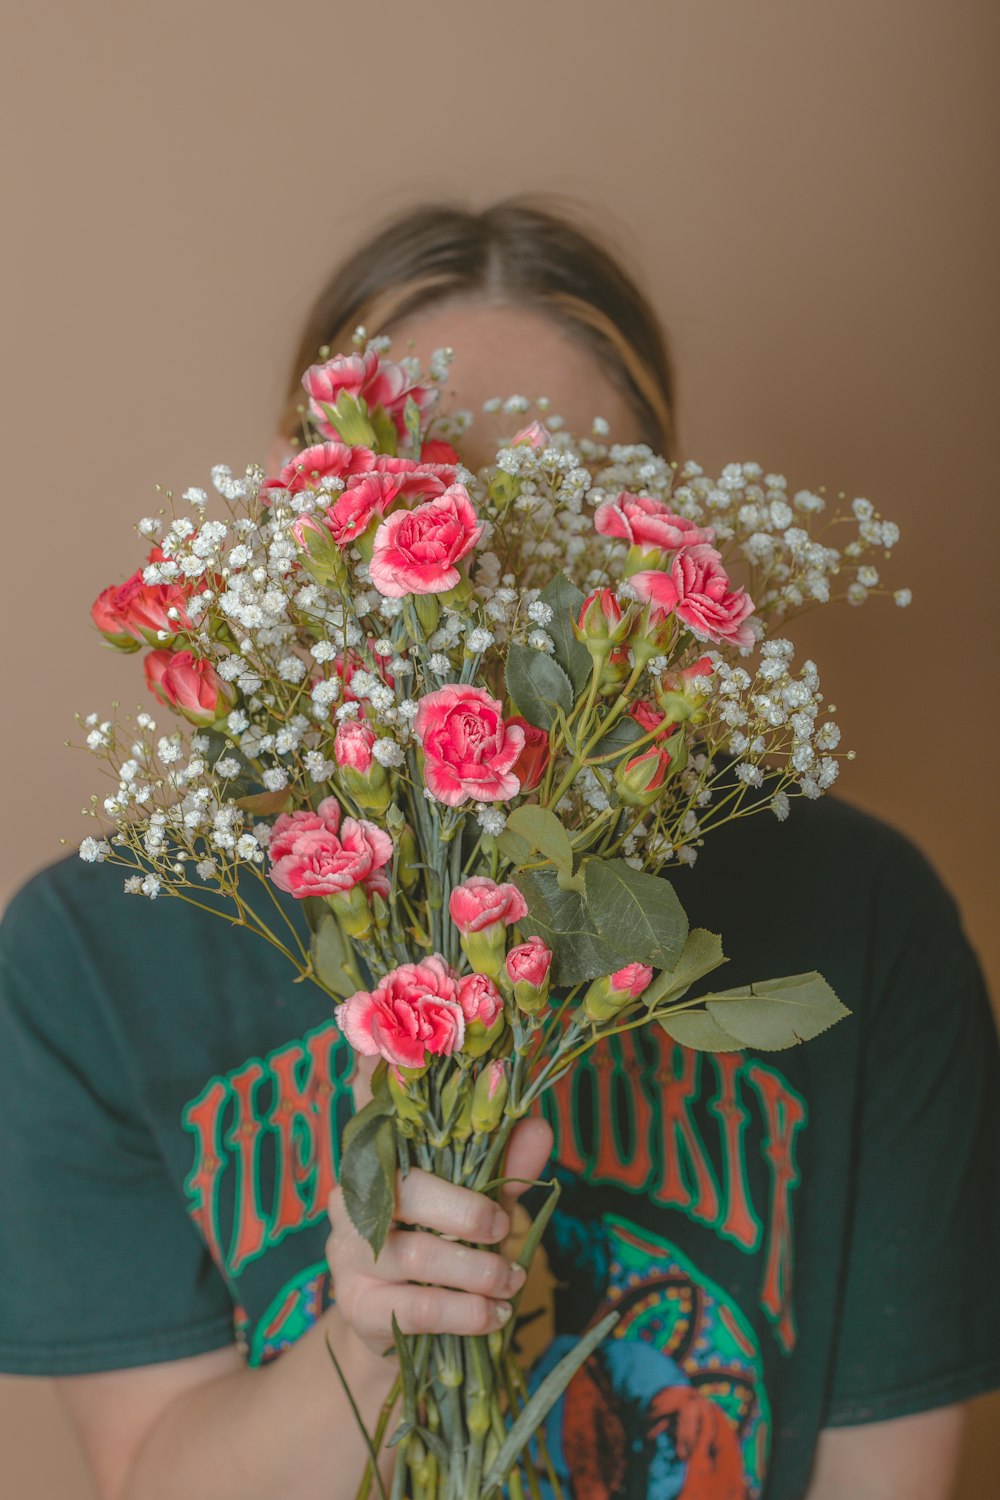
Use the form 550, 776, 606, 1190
0, 869, 236, 1375
822, 834, 1000, 1425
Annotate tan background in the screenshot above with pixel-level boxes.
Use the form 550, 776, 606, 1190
1, 0, 997, 1494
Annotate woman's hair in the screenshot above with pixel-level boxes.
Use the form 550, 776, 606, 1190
278, 195, 677, 457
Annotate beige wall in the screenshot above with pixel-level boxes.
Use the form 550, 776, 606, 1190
1, 0, 997, 1493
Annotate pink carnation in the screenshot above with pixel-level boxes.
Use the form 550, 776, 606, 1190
266, 442, 376, 497
632, 545, 755, 649
456, 972, 504, 1029
335, 955, 465, 1070
594, 492, 715, 552
449, 877, 528, 935
369, 486, 482, 597
414, 686, 525, 807
269, 797, 342, 863
505, 936, 553, 989
302, 349, 438, 441
268, 810, 392, 900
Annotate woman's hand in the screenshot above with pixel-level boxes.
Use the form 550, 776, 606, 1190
326, 1053, 554, 1358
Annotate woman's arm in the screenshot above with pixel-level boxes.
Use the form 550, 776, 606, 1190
806, 1407, 967, 1500
55, 1117, 553, 1500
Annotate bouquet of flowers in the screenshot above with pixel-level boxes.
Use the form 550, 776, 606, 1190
78, 330, 908, 1499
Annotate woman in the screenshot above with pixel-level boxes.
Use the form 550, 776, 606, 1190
1, 197, 997, 1500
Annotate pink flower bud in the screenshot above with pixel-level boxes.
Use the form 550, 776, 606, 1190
334, 719, 376, 774
615, 746, 672, 807
583, 961, 654, 1023
144, 649, 237, 727
508, 717, 550, 793
471, 1059, 510, 1133
610, 962, 654, 998
511, 420, 552, 451
575, 588, 628, 647
456, 972, 504, 1030
505, 936, 553, 989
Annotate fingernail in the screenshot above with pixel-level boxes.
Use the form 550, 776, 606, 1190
507, 1263, 527, 1293
494, 1302, 513, 1326
490, 1208, 509, 1239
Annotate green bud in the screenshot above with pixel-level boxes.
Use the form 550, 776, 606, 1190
460, 926, 506, 981
440, 1070, 474, 1142
388, 1068, 426, 1126
471, 1060, 509, 1134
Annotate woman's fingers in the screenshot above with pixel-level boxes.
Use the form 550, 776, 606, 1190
342, 1279, 514, 1341
499, 1116, 554, 1215
364, 1228, 527, 1300
394, 1168, 511, 1243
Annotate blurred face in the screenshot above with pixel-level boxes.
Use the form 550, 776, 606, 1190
265, 299, 645, 474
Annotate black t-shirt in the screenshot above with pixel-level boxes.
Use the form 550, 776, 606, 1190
1, 795, 998, 1500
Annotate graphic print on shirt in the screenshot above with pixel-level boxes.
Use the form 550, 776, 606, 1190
513, 1191, 770, 1500
180, 1019, 807, 1478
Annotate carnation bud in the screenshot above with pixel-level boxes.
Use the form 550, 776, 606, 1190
397, 826, 419, 891
614, 746, 671, 807
471, 1059, 510, 1134
583, 962, 654, 1023
388, 1068, 426, 1128
440, 1069, 474, 1142
511, 420, 552, 451
504, 936, 553, 1014
291, 515, 348, 587
334, 720, 390, 814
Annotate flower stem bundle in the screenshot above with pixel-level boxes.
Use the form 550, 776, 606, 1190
76, 331, 909, 1498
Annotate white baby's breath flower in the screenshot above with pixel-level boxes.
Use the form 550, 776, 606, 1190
770, 791, 791, 821
262, 768, 289, 792
476, 807, 507, 836
79, 837, 110, 863
196, 858, 218, 881
894, 588, 912, 608
372, 738, 405, 768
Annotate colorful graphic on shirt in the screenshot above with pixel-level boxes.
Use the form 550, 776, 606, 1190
237, 1260, 333, 1367
515, 1191, 770, 1499
180, 1021, 808, 1370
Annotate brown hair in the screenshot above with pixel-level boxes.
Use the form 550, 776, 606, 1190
278, 195, 678, 457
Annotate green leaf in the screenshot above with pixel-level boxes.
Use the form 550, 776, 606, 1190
514, 869, 627, 985
643, 928, 728, 1008
505, 645, 574, 730
480, 1311, 619, 1498
391, 1313, 418, 1416
311, 915, 358, 999
538, 573, 591, 695
590, 715, 645, 765
583, 858, 689, 971
233, 788, 294, 816
339, 1099, 397, 1255
499, 805, 574, 883
704, 971, 850, 1051
324, 1333, 389, 1500
658, 1009, 746, 1052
